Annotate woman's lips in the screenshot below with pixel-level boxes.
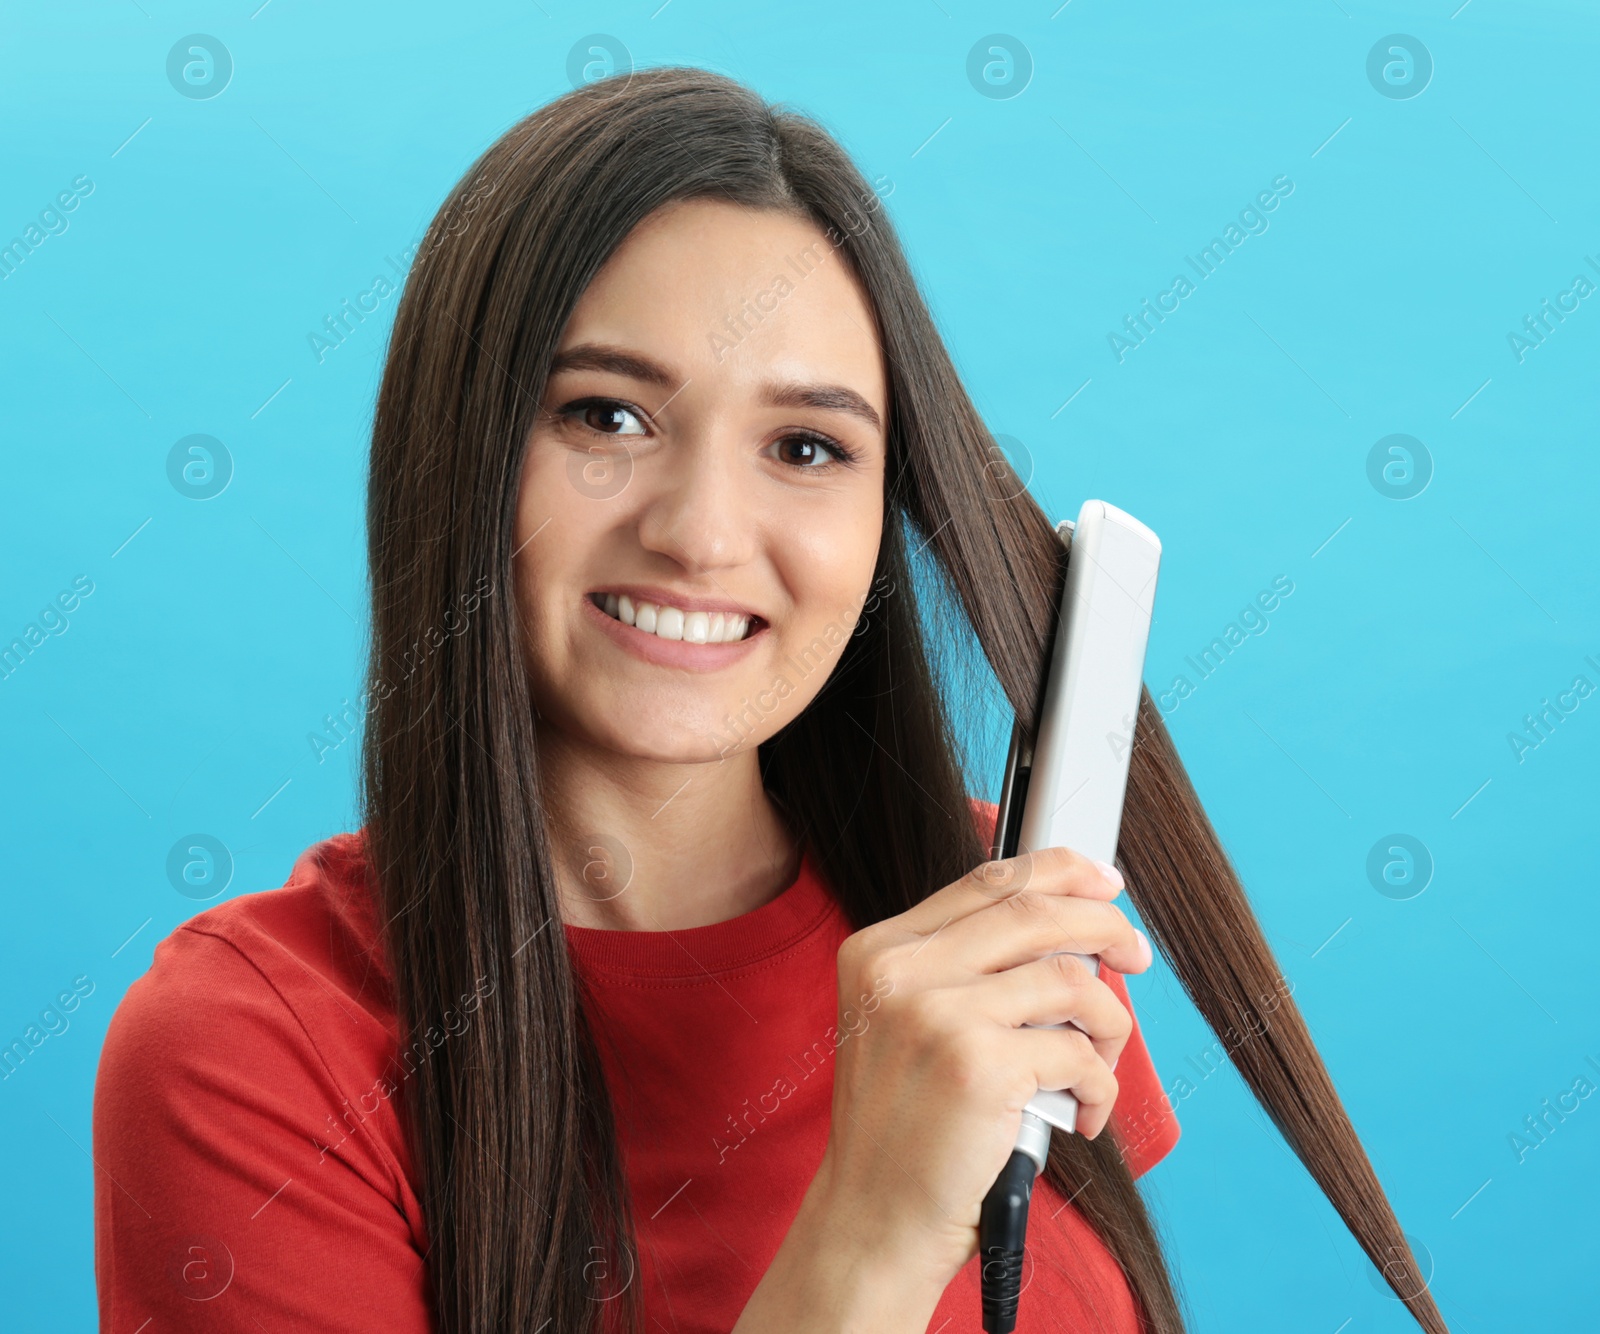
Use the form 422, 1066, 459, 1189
581, 591, 766, 672
591, 591, 755, 643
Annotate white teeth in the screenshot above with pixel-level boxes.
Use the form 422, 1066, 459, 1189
595, 593, 753, 644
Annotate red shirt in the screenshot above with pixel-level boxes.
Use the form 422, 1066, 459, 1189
94, 801, 1178, 1332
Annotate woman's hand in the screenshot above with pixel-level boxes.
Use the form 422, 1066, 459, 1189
737, 845, 1153, 1331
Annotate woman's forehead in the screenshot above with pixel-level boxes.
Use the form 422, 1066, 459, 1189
556, 199, 888, 426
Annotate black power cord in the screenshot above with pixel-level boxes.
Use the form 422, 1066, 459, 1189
979, 1149, 1036, 1333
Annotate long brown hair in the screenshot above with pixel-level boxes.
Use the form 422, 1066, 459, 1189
362, 65, 1446, 1334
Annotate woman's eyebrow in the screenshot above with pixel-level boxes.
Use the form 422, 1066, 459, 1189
763, 381, 882, 433
550, 342, 677, 387
550, 341, 883, 433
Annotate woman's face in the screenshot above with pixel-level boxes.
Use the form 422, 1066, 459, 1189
515, 198, 889, 764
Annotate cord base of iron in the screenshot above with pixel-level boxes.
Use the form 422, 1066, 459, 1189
978, 1149, 1036, 1333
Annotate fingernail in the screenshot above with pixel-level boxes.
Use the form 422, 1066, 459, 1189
1134, 927, 1152, 966
1093, 859, 1125, 891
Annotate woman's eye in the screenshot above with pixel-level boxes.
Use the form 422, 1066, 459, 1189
568, 399, 647, 436
773, 434, 848, 469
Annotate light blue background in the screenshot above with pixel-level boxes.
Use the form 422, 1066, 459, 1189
3, 2, 1595, 1329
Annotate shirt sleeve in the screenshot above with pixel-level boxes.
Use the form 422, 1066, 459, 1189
967, 797, 1180, 1177
93, 923, 434, 1332
1098, 964, 1180, 1176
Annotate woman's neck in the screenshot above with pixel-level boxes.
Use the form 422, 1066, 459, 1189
536, 724, 801, 932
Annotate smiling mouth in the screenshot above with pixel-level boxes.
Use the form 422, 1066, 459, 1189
588, 592, 763, 644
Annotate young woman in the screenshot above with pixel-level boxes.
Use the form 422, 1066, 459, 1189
94, 68, 1445, 1334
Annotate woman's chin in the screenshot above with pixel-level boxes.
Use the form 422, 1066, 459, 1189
580, 710, 764, 766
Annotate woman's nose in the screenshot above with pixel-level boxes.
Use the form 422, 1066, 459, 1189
634, 431, 758, 574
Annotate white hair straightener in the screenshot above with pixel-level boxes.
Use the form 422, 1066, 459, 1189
978, 500, 1162, 1333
